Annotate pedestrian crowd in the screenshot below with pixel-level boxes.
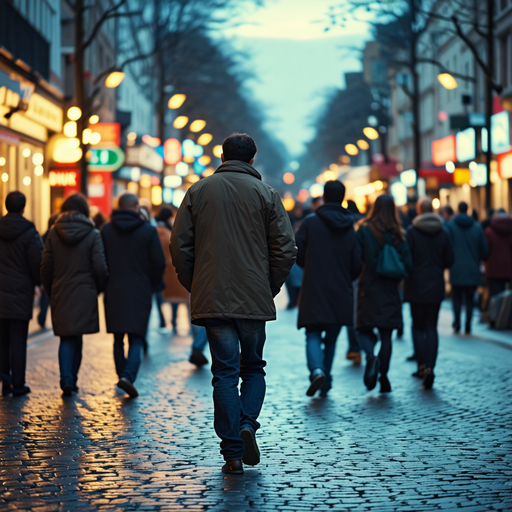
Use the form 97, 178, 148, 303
0, 133, 511, 476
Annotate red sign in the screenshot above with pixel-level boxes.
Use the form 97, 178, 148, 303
88, 171, 113, 215
49, 170, 79, 187
371, 154, 399, 177
432, 135, 456, 167
498, 150, 512, 179
164, 138, 182, 165
92, 123, 121, 146
419, 168, 454, 184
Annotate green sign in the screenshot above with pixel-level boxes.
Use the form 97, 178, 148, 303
88, 147, 124, 171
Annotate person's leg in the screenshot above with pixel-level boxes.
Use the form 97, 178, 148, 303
347, 326, 360, 353
192, 326, 208, 352
424, 304, 441, 370
206, 320, 245, 461
71, 335, 83, 389
305, 329, 324, 374
59, 336, 77, 389
464, 286, 477, 333
410, 303, 426, 369
321, 325, 342, 395
154, 292, 166, 329
37, 292, 50, 328
113, 333, 126, 378
452, 285, 462, 331
0, 319, 11, 386
171, 303, 179, 331
357, 329, 375, 360
121, 334, 145, 384
10, 319, 29, 391
377, 328, 393, 377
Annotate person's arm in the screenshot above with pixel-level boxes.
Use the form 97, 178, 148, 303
356, 225, 366, 264
267, 191, 297, 297
40, 237, 54, 297
27, 228, 43, 286
170, 190, 195, 292
91, 230, 109, 292
148, 228, 167, 289
479, 225, 489, 261
350, 229, 363, 281
398, 239, 413, 273
294, 218, 308, 268
443, 233, 455, 269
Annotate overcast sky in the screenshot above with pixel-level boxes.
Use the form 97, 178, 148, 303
224, 0, 371, 157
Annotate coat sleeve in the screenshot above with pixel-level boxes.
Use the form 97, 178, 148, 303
40, 236, 54, 296
148, 228, 167, 289
356, 225, 366, 263
478, 225, 489, 261
27, 228, 43, 286
295, 218, 308, 268
398, 239, 413, 273
350, 229, 363, 281
170, 190, 195, 293
91, 230, 109, 292
443, 233, 455, 268
267, 192, 297, 297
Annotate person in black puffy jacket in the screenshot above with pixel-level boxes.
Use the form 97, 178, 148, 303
0, 192, 43, 396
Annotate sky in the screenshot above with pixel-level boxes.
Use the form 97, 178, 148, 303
224, 0, 371, 157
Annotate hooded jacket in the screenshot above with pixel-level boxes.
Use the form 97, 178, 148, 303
102, 209, 166, 337
0, 213, 43, 320
41, 211, 108, 337
356, 224, 413, 330
404, 213, 454, 304
170, 160, 297, 324
295, 203, 362, 328
445, 213, 488, 286
485, 215, 512, 280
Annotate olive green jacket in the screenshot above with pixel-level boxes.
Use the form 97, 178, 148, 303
170, 160, 297, 324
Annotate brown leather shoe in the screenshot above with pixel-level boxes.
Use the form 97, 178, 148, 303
222, 460, 244, 475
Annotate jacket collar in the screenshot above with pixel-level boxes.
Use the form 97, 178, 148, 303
214, 160, 262, 181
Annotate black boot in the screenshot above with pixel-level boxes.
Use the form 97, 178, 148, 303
222, 460, 244, 475
379, 375, 391, 393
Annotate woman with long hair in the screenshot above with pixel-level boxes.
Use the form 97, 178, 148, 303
356, 194, 412, 393
41, 194, 109, 395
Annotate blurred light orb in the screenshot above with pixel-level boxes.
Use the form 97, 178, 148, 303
1, 172, 8, 182
176, 162, 189, 176
64, 121, 77, 138
309, 183, 324, 198
0, 157, 5, 166
445, 161, 455, 173
32, 153, 44, 165
163, 175, 182, 188
438, 111, 448, 122
323, 170, 337, 181
290, 160, 300, 171
67, 107, 81, 121
173, 116, 189, 129
190, 120, 206, 132
357, 139, 370, 150
34, 165, 44, 176
283, 172, 295, 184
168, 94, 186, 109
23, 176, 31, 186
282, 197, 295, 211
437, 73, 458, 90
90, 132, 102, 145
345, 144, 359, 156
199, 155, 211, 165
105, 71, 125, 88
363, 127, 379, 140
213, 145, 223, 158
89, 115, 99, 125
432, 198, 441, 209
197, 133, 213, 146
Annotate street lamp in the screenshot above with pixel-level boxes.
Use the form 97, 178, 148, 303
190, 120, 206, 132
67, 107, 82, 121
174, 116, 189, 129
357, 140, 370, 150
213, 145, 223, 158
363, 127, 379, 140
197, 133, 213, 146
168, 94, 186, 109
345, 144, 359, 156
105, 71, 125, 88
437, 73, 458, 90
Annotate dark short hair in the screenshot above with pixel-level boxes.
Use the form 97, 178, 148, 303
5, 191, 26, 213
323, 180, 346, 203
156, 207, 174, 223
443, 205, 454, 216
118, 192, 139, 209
222, 133, 257, 163
311, 197, 322, 205
458, 201, 468, 214
346, 199, 360, 214
61, 193, 90, 217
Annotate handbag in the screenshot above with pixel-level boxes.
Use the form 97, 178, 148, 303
376, 233, 406, 280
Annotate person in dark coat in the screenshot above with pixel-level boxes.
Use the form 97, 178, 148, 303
484, 209, 512, 298
404, 198, 454, 389
445, 201, 488, 334
295, 180, 362, 397
102, 193, 166, 398
171, 133, 296, 475
0, 192, 43, 396
356, 194, 412, 393
41, 194, 108, 396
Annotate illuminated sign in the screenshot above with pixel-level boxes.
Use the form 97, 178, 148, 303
491, 111, 510, 154
432, 135, 456, 166
26, 93, 63, 132
390, 181, 407, 206
142, 134, 161, 148
182, 139, 195, 158
469, 162, 487, 186
453, 168, 471, 185
125, 145, 163, 172
88, 147, 124, 171
53, 138, 82, 164
164, 138, 182, 165
91, 123, 121, 146
400, 169, 416, 187
498, 150, 512, 179
456, 128, 476, 162
49, 170, 79, 187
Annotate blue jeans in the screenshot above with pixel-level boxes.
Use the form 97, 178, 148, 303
191, 325, 208, 352
205, 319, 267, 461
305, 325, 342, 394
357, 328, 393, 377
347, 326, 360, 353
154, 292, 166, 328
59, 335, 83, 389
113, 333, 144, 384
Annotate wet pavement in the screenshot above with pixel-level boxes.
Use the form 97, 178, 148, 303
1, 300, 511, 511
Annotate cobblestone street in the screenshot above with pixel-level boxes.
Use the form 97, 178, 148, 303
1, 300, 511, 512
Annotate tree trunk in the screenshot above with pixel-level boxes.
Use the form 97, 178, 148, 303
484, 0, 494, 210
156, 49, 166, 141
410, 0, 421, 193
74, 0, 88, 195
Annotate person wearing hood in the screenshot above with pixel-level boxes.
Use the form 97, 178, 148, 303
356, 195, 413, 393
0, 192, 43, 396
101, 193, 166, 398
171, 133, 296, 475
41, 194, 108, 396
404, 198, 454, 389
295, 180, 362, 397
484, 208, 512, 298
445, 202, 488, 334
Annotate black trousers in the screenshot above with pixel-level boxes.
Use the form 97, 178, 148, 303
452, 285, 477, 329
489, 279, 510, 299
0, 318, 30, 391
410, 303, 441, 370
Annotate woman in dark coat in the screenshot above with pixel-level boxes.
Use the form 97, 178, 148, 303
41, 194, 109, 395
356, 194, 412, 393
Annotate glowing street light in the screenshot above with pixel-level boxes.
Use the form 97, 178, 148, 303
437, 73, 458, 90
105, 71, 125, 88
283, 172, 295, 184
64, 121, 77, 137
89, 115, 99, 125
357, 139, 370, 150
174, 116, 189, 129
168, 94, 186, 109
323, 170, 337, 181
190, 120, 206, 132
345, 144, 359, 156
197, 133, 213, 146
67, 107, 82, 121
363, 127, 379, 140
213, 145, 223, 158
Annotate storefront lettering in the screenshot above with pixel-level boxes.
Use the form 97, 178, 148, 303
49, 171, 78, 187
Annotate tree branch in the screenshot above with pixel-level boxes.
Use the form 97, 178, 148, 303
417, 58, 476, 82
83, 0, 128, 50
